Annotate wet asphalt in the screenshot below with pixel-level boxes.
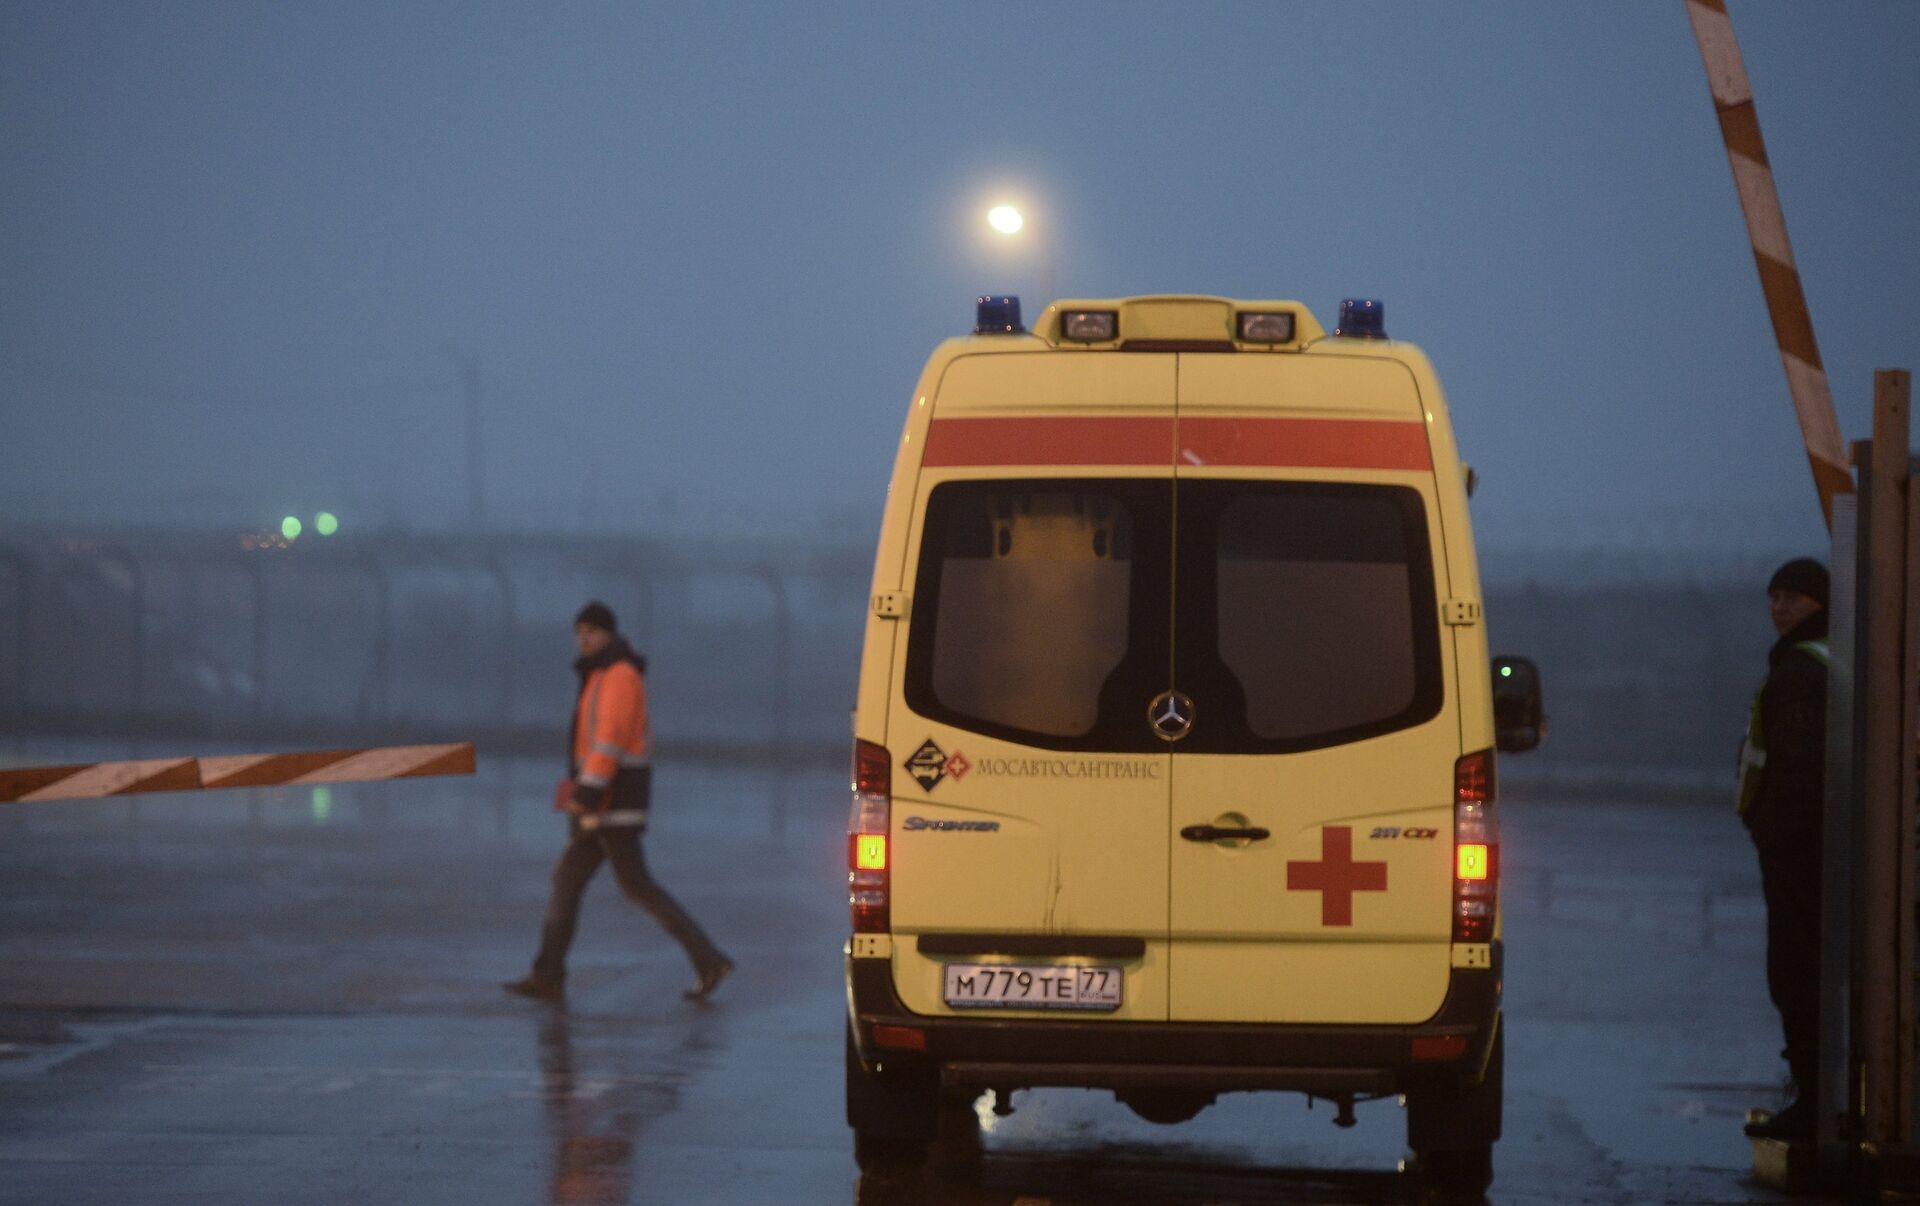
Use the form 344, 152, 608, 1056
0, 759, 1829, 1203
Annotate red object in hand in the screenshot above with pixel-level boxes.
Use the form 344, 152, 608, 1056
553, 777, 577, 813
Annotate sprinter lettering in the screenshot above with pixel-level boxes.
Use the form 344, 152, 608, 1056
902, 816, 1001, 832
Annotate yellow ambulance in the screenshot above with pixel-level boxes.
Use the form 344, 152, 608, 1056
844, 294, 1542, 1193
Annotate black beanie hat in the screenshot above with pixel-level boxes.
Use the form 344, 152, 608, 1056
1768, 558, 1829, 608
575, 600, 617, 632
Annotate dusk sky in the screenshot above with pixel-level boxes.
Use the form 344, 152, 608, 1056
3, 2, 1917, 554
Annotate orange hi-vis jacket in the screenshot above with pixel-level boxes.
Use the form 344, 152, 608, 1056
572, 657, 652, 825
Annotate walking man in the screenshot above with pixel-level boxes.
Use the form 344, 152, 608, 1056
1739, 558, 1830, 1140
506, 601, 733, 1002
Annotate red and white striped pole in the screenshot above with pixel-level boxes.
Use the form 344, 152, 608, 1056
1685, 0, 1853, 530
0, 743, 475, 804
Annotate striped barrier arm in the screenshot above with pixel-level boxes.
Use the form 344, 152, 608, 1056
1685, 0, 1853, 530
0, 743, 475, 804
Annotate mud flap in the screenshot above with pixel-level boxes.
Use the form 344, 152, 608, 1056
845, 1025, 939, 1143
1407, 1021, 1503, 1152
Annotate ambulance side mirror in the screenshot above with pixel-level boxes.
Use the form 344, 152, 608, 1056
1492, 655, 1544, 753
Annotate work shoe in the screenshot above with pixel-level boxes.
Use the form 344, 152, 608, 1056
502, 973, 565, 1002
1745, 1095, 1814, 1140
685, 958, 735, 1001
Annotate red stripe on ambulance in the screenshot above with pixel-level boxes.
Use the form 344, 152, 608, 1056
922, 416, 1429, 471
1178, 417, 1432, 471
923, 416, 1173, 467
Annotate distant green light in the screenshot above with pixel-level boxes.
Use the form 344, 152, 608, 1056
310, 785, 332, 822
1499, 665, 1513, 678
314, 511, 339, 536
281, 516, 302, 540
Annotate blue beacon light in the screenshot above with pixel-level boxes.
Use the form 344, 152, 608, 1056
1335, 298, 1387, 339
974, 295, 1024, 335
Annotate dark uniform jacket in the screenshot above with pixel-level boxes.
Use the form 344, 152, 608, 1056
1747, 610, 1829, 850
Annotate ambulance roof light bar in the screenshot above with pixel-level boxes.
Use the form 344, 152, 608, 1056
1061, 310, 1118, 343
1236, 311, 1295, 344
975, 295, 1025, 335
1335, 298, 1387, 339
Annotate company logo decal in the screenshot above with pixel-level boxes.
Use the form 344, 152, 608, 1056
904, 739, 968, 792
969, 756, 1162, 781
906, 737, 1162, 790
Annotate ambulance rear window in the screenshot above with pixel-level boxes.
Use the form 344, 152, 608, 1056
905, 480, 1169, 750
902, 478, 1441, 753
1180, 481, 1443, 751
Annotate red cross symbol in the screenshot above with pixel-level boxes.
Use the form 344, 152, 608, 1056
1286, 826, 1388, 926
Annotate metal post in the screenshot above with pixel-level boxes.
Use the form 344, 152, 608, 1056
1862, 373, 1911, 1153
1901, 438, 1920, 1156
1819, 486, 1860, 1176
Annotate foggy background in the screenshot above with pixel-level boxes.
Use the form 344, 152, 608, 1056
3, 2, 1918, 792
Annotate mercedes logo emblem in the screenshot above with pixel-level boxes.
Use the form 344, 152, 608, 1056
1148, 690, 1195, 742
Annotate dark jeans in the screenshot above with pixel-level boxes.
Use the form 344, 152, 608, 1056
1753, 822, 1821, 1091
531, 823, 727, 981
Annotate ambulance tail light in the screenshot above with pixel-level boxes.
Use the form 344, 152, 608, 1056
1453, 749, 1499, 943
849, 739, 891, 933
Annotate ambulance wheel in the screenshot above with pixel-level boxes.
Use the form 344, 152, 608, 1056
929, 1086, 984, 1170
1407, 1025, 1501, 1197
846, 1024, 936, 1174
853, 1130, 929, 1177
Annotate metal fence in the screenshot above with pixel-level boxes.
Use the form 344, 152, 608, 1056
0, 526, 867, 767
0, 525, 1801, 803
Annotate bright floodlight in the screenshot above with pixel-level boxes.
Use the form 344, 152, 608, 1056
987, 205, 1024, 235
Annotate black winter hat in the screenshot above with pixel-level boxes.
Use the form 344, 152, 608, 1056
574, 600, 618, 632
1768, 558, 1829, 608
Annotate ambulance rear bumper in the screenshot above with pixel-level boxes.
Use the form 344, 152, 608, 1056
846, 941, 1500, 1093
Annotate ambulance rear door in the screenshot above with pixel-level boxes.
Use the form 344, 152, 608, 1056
1165, 352, 1460, 1024
886, 350, 1178, 1022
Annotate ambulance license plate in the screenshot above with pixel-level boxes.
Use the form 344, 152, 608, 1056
942, 963, 1122, 1011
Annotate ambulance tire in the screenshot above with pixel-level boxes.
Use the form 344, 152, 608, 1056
846, 1025, 937, 1174
929, 1086, 984, 1170
1416, 1146, 1493, 1202
1407, 1026, 1501, 1197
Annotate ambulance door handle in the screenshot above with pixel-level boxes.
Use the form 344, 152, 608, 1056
1180, 824, 1271, 843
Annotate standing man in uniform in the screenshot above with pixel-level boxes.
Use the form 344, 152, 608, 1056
505, 601, 734, 1002
1740, 559, 1830, 1140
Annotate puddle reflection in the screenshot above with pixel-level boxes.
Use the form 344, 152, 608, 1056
537, 1013, 637, 1206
